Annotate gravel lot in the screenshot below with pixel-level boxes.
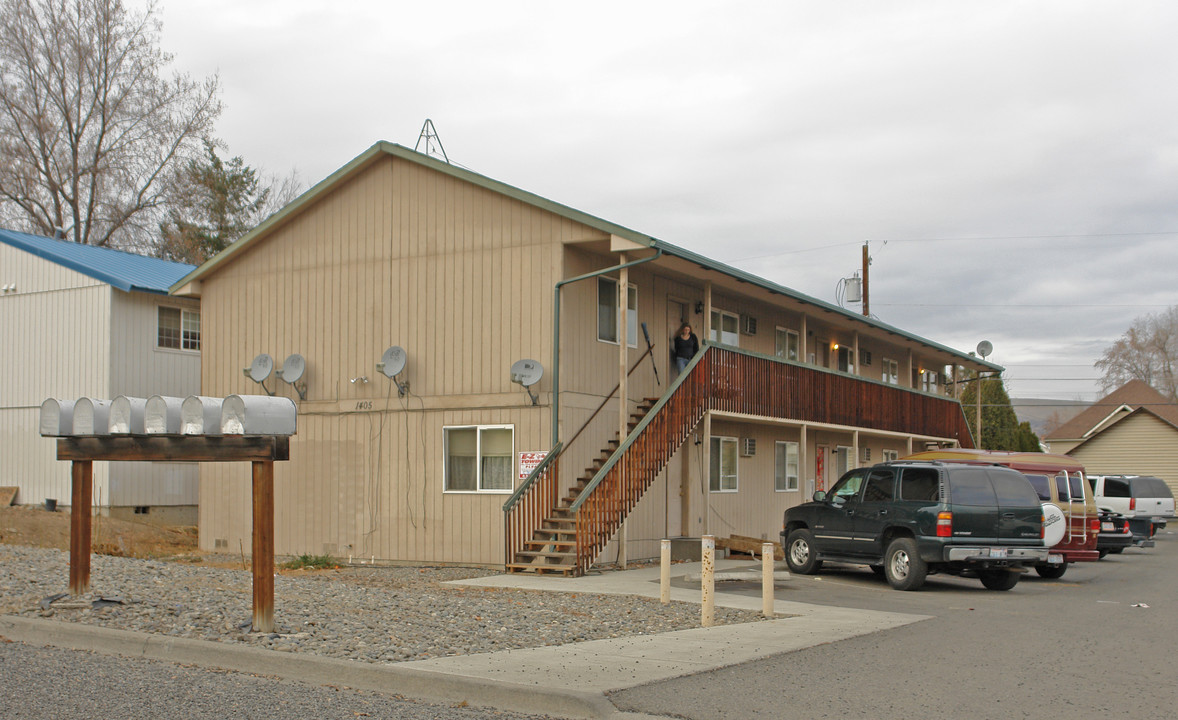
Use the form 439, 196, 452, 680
0, 545, 758, 663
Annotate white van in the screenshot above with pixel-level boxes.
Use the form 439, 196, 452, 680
1087, 475, 1174, 546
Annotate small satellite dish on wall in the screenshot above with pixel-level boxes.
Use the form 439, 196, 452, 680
976, 340, 993, 359
376, 345, 409, 396
277, 353, 308, 400
243, 353, 275, 395
511, 359, 543, 405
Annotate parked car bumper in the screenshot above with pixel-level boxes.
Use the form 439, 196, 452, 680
943, 546, 1049, 563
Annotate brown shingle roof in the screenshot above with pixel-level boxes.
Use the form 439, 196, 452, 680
1045, 379, 1178, 439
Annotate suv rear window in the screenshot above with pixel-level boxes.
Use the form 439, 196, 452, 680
1103, 478, 1131, 498
899, 467, 939, 501
991, 469, 1042, 506
1131, 476, 1173, 499
947, 468, 998, 506
1023, 473, 1051, 501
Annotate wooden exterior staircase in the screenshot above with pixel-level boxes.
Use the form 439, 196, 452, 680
506, 398, 659, 575
504, 344, 976, 577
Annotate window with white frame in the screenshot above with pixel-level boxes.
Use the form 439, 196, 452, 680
709, 436, 738, 491
775, 441, 799, 492
709, 309, 739, 346
158, 306, 200, 351
597, 277, 637, 347
882, 449, 899, 462
882, 358, 899, 385
922, 370, 939, 393
775, 327, 799, 361
443, 425, 514, 492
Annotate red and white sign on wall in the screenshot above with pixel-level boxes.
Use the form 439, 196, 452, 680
518, 451, 549, 480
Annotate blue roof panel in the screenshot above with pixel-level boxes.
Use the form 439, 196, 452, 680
0, 228, 194, 294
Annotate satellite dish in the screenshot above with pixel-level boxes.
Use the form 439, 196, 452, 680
279, 353, 305, 383
247, 353, 274, 382
378, 346, 407, 378
242, 353, 275, 396
277, 353, 307, 400
376, 345, 409, 397
976, 340, 993, 359
511, 359, 543, 405
510, 359, 543, 387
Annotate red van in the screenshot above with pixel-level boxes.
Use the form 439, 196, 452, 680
903, 450, 1100, 577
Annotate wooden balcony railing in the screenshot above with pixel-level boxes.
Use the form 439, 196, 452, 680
509, 344, 976, 575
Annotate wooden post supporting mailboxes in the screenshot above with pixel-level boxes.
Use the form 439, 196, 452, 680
54, 434, 290, 632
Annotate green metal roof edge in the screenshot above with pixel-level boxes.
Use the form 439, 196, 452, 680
168, 141, 1003, 372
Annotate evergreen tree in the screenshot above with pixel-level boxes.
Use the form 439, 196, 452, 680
960, 372, 1042, 451
158, 141, 269, 264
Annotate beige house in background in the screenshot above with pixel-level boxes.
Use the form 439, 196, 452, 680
1045, 379, 1178, 496
171, 142, 998, 572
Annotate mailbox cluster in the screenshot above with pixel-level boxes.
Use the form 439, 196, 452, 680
40, 395, 297, 437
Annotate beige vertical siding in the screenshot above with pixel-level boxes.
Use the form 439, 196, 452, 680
1068, 413, 1178, 496
198, 155, 600, 563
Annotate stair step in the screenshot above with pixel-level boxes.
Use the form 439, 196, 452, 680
524, 539, 576, 548
514, 550, 576, 559
506, 563, 575, 575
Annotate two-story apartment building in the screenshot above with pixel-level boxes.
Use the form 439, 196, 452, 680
171, 142, 998, 573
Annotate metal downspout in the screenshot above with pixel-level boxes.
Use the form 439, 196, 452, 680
552, 248, 663, 446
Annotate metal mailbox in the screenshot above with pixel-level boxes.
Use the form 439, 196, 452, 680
72, 398, 112, 435
221, 395, 297, 436
181, 396, 223, 436
39, 398, 75, 436
109, 396, 146, 434
144, 395, 184, 434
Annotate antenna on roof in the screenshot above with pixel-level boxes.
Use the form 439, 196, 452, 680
414, 119, 450, 164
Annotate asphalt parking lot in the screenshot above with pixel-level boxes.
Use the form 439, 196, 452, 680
612, 530, 1178, 720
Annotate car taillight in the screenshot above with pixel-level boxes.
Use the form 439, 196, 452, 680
1040, 513, 1046, 539
936, 511, 953, 537
1130, 498, 1136, 511
1090, 517, 1101, 534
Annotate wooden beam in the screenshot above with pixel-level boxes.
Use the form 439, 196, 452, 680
57, 436, 289, 463
69, 461, 92, 595
252, 460, 275, 633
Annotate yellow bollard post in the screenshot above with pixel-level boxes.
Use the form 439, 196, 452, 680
701, 535, 715, 627
762, 542, 775, 618
660, 539, 671, 604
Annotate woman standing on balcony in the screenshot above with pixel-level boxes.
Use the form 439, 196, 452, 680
673, 323, 700, 373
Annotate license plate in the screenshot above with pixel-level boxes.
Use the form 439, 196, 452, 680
1101, 522, 1115, 531
990, 548, 1007, 558
1048, 553, 1063, 564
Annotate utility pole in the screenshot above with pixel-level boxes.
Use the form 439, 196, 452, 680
861, 242, 870, 318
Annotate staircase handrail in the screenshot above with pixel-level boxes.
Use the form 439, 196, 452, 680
502, 441, 562, 513
569, 344, 709, 512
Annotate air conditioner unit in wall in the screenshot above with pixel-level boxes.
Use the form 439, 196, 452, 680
741, 314, 758, 335
741, 437, 757, 457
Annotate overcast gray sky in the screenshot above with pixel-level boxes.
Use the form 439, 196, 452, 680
159, 0, 1178, 403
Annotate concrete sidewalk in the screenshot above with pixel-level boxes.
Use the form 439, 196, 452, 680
0, 558, 929, 719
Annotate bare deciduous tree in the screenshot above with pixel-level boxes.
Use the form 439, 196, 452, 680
0, 0, 220, 250
1095, 306, 1178, 401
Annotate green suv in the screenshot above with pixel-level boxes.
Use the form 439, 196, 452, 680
781, 461, 1049, 591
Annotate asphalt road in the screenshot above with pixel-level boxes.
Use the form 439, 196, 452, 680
611, 530, 1178, 720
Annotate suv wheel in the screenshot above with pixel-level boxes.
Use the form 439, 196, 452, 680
884, 537, 927, 591
785, 528, 822, 574
1034, 563, 1067, 579
980, 568, 1020, 590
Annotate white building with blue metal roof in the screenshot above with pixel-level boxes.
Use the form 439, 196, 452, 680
0, 228, 201, 524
